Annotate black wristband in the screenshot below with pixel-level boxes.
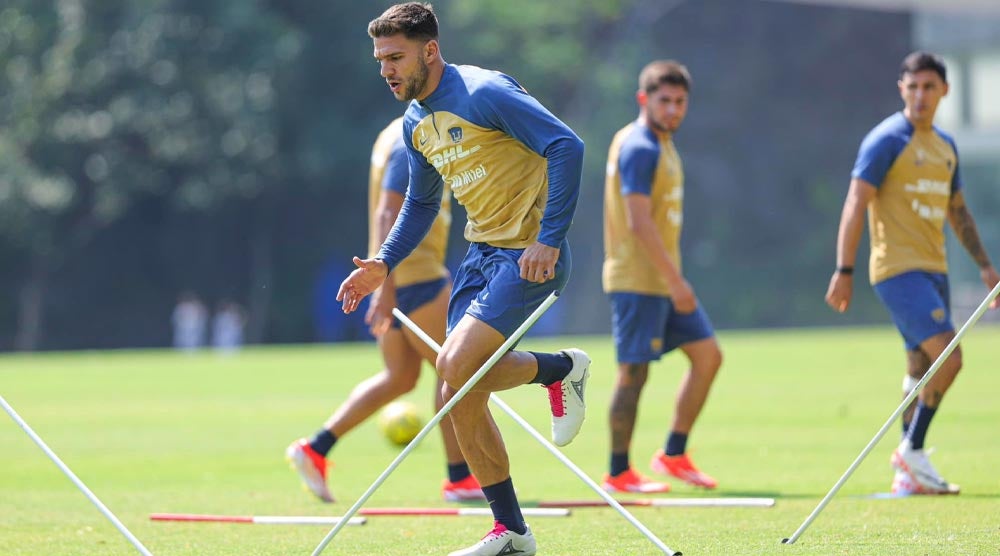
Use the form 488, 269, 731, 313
836, 266, 854, 275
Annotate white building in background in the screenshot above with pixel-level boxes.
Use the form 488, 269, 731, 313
915, 11, 1000, 322
784, 0, 1000, 325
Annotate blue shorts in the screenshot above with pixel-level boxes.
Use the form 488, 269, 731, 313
873, 271, 953, 351
610, 292, 715, 364
391, 277, 449, 329
448, 240, 571, 337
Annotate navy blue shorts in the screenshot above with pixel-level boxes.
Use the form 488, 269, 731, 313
391, 277, 449, 329
609, 292, 715, 364
448, 240, 571, 337
873, 270, 953, 351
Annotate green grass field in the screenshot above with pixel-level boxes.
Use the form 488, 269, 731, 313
2, 326, 999, 555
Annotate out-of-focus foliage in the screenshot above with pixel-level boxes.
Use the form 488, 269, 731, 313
0, 0, 294, 237
0, 1, 959, 350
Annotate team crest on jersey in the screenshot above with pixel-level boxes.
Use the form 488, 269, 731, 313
448, 126, 463, 143
650, 338, 663, 352
931, 307, 946, 323
914, 148, 926, 166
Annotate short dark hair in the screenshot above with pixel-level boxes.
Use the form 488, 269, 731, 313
638, 60, 692, 94
368, 2, 439, 42
900, 51, 947, 84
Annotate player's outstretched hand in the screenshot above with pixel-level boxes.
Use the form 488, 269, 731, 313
982, 265, 1000, 310
337, 257, 389, 314
518, 242, 559, 283
825, 272, 853, 313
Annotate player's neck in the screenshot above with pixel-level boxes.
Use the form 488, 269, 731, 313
903, 109, 936, 131
416, 59, 446, 102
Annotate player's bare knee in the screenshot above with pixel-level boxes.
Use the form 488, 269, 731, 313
946, 346, 963, 373
392, 373, 420, 395
435, 350, 469, 390
706, 347, 722, 374
693, 347, 722, 378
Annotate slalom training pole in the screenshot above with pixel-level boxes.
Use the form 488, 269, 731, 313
392, 307, 681, 555
151, 513, 367, 526
2, 395, 154, 556
311, 292, 560, 556
538, 498, 775, 508
782, 280, 1000, 545
152, 508, 567, 525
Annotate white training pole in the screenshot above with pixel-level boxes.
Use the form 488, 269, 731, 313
393, 307, 681, 556
358, 507, 570, 517
311, 292, 560, 556
782, 280, 1000, 545
150, 513, 367, 526
1, 395, 154, 556
539, 497, 775, 508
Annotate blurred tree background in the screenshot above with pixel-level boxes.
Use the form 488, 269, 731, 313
0, 0, 963, 351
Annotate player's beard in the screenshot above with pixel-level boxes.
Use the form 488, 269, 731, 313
648, 116, 679, 134
400, 58, 430, 101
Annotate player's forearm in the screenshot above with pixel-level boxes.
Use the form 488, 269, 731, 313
373, 205, 401, 251
373, 208, 398, 293
631, 220, 684, 285
537, 135, 585, 247
836, 193, 867, 268
376, 196, 438, 272
949, 203, 994, 269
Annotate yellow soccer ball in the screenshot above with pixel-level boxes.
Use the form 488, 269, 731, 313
377, 401, 423, 447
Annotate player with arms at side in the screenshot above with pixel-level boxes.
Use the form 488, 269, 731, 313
340, 4, 590, 555
286, 117, 485, 504
601, 60, 722, 494
826, 51, 998, 495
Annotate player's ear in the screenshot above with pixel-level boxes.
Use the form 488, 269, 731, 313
423, 39, 439, 62
636, 90, 647, 108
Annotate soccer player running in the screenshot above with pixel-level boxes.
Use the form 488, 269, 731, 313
339, 4, 590, 555
825, 51, 999, 495
601, 60, 722, 495
286, 117, 485, 504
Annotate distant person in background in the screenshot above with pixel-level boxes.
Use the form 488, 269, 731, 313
286, 116, 485, 504
171, 291, 207, 351
211, 300, 246, 352
825, 51, 999, 495
601, 60, 722, 494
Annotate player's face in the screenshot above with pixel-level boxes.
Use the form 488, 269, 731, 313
373, 34, 432, 101
898, 70, 948, 126
640, 83, 688, 133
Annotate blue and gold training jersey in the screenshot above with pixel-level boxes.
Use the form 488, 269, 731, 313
368, 117, 450, 287
376, 64, 584, 270
603, 121, 684, 296
852, 112, 962, 284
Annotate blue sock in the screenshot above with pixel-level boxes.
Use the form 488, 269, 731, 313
447, 462, 471, 483
906, 401, 937, 450
610, 452, 630, 477
665, 432, 687, 457
481, 478, 525, 535
528, 352, 573, 386
309, 429, 337, 457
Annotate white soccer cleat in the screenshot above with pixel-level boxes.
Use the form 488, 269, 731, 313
447, 522, 536, 556
890, 439, 959, 495
285, 439, 334, 503
890, 469, 916, 496
546, 348, 590, 447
